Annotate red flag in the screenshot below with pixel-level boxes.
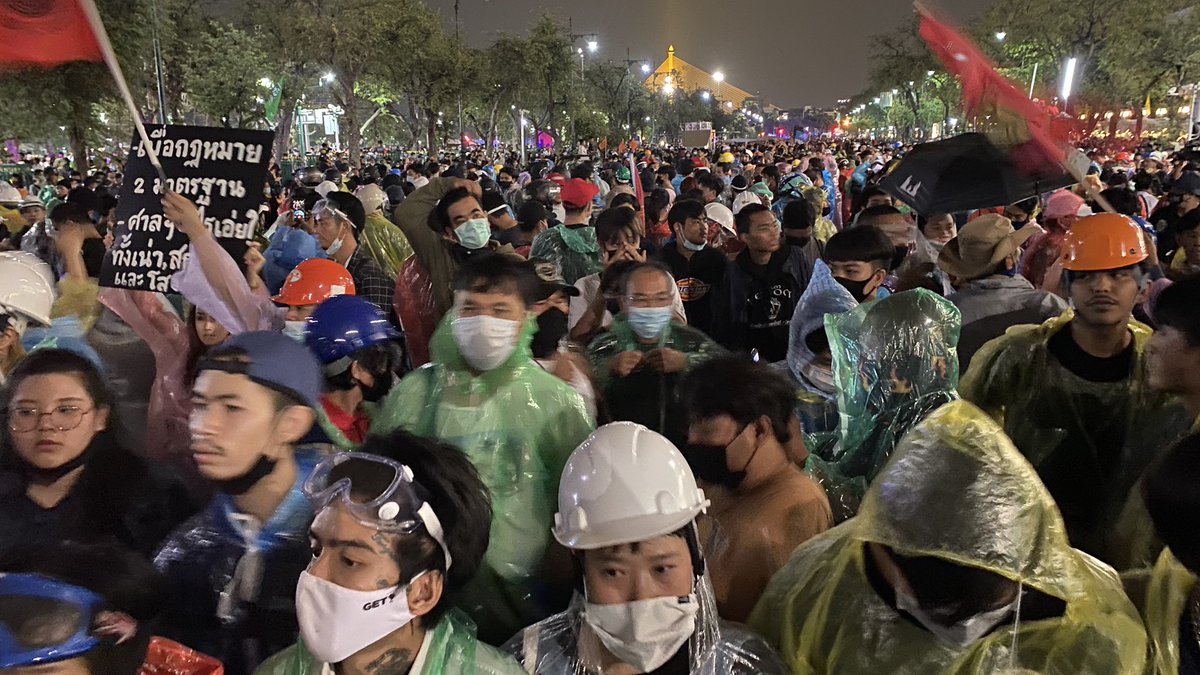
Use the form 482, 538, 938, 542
0, 0, 103, 67
917, 4, 1066, 173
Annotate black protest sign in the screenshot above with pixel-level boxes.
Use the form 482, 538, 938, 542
100, 125, 273, 292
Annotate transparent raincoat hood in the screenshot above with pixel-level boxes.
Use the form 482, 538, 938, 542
504, 571, 788, 674
826, 288, 961, 487
749, 400, 1148, 674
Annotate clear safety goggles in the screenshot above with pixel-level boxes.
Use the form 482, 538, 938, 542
303, 452, 452, 570
0, 574, 135, 669
311, 199, 350, 225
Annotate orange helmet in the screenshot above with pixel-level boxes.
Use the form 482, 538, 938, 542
272, 258, 356, 306
1061, 213, 1148, 271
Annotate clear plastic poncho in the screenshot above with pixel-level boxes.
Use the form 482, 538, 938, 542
960, 310, 1193, 564
371, 313, 595, 645
826, 289, 961, 491
503, 573, 789, 675
360, 211, 413, 280
748, 400, 1149, 675
253, 609, 525, 675
528, 226, 603, 286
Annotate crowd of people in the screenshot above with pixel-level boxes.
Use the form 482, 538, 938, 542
0, 134, 1198, 675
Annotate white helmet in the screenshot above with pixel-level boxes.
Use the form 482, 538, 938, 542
355, 183, 388, 215
554, 422, 709, 550
0, 182, 21, 204
0, 252, 56, 328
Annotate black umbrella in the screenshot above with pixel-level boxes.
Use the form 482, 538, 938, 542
879, 133, 1075, 215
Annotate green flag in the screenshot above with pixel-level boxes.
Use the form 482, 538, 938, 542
265, 77, 284, 125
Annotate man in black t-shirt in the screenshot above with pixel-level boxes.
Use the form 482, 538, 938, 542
657, 199, 726, 336
961, 213, 1192, 565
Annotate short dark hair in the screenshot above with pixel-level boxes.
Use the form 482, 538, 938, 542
49, 202, 92, 225
452, 254, 538, 306
656, 165, 676, 180
608, 192, 640, 212
1100, 188, 1140, 217
353, 431, 493, 627
860, 185, 891, 203
595, 204, 641, 246
857, 204, 903, 227
782, 199, 816, 231
680, 356, 794, 443
734, 203, 773, 234
430, 187, 479, 233
823, 224, 894, 268
570, 162, 594, 180
1153, 277, 1200, 345
1144, 432, 1200, 573
667, 198, 706, 228
695, 172, 724, 196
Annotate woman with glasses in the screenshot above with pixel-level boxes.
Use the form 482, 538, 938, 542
0, 348, 197, 558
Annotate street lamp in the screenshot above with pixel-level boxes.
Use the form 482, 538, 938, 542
259, 77, 272, 88
995, 31, 1007, 41
641, 63, 651, 74
587, 40, 598, 52
321, 72, 335, 84
713, 70, 724, 102
701, 91, 711, 101
1060, 56, 1078, 102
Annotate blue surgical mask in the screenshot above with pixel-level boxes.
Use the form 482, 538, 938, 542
626, 306, 673, 340
455, 217, 491, 250
682, 237, 707, 252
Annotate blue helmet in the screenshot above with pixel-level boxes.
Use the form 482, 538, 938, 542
304, 295, 399, 367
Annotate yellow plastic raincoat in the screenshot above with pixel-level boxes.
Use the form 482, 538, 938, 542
372, 313, 595, 645
748, 400, 1148, 675
961, 311, 1192, 564
1138, 550, 1197, 675
360, 211, 414, 280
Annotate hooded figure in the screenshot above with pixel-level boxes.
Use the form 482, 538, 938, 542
372, 312, 595, 645
826, 288, 961, 492
785, 260, 857, 440
748, 401, 1148, 674
504, 422, 789, 675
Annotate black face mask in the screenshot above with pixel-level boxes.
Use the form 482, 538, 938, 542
532, 308, 569, 359
785, 230, 812, 248
682, 426, 758, 490
214, 455, 278, 495
499, 181, 513, 190
20, 436, 102, 485
356, 372, 394, 403
835, 275, 876, 303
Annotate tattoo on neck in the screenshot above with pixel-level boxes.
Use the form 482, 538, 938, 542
365, 648, 414, 675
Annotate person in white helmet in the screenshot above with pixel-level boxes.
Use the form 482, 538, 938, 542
355, 182, 414, 280
0, 250, 56, 383
505, 422, 788, 675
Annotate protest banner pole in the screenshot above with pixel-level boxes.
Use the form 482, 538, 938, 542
78, 0, 169, 186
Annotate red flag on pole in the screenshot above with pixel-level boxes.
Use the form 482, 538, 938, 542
916, 3, 1066, 174
0, 0, 103, 66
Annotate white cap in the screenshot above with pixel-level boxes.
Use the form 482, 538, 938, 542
0, 252, 57, 327
315, 180, 339, 198
554, 422, 709, 550
0, 182, 21, 203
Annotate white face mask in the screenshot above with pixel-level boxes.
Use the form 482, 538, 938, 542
583, 594, 699, 672
295, 570, 420, 664
324, 231, 345, 257
452, 314, 521, 372
454, 217, 492, 250
802, 363, 836, 394
283, 320, 307, 342
894, 585, 1018, 649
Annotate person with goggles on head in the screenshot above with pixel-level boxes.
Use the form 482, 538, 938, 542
153, 331, 326, 675
0, 540, 220, 675
256, 433, 524, 675
310, 192, 394, 316
505, 422, 789, 675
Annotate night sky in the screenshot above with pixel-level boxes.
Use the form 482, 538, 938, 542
427, 0, 997, 107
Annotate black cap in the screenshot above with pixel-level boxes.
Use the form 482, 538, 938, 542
1171, 172, 1200, 196
322, 191, 366, 232
730, 175, 749, 192
481, 191, 509, 215
528, 257, 580, 300
517, 200, 548, 228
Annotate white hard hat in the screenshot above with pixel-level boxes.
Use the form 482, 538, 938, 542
315, 180, 339, 198
0, 182, 21, 203
553, 422, 709, 550
355, 183, 388, 214
0, 252, 57, 327
705, 202, 735, 234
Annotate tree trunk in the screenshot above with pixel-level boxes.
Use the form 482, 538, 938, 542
423, 107, 437, 151
69, 123, 89, 173
274, 103, 295, 162
338, 82, 362, 168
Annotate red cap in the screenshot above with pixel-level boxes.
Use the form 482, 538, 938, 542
546, 172, 567, 186
560, 178, 599, 209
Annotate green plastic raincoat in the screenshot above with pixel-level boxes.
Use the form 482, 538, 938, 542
826, 289, 961, 490
528, 225, 603, 285
360, 211, 414, 280
1138, 550, 1197, 675
961, 310, 1192, 564
586, 316, 724, 441
253, 610, 525, 675
748, 400, 1148, 675
372, 314, 595, 645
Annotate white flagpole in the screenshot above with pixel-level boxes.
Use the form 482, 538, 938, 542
78, 0, 169, 186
